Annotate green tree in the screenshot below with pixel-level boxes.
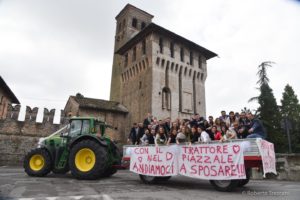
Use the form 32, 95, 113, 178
249, 61, 285, 152
280, 84, 300, 152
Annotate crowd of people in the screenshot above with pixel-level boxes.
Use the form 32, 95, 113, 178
127, 111, 266, 145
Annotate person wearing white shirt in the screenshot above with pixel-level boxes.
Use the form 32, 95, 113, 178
197, 126, 211, 143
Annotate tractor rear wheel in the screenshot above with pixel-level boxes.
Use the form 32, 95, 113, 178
69, 140, 107, 180
101, 144, 121, 177
102, 167, 117, 177
24, 148, 52, 177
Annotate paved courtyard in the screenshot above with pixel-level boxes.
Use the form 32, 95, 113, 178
0, 166, 299, 200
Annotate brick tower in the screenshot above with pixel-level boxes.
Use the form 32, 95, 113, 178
110, 4, 217, 125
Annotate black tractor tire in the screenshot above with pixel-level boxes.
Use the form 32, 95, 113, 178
238, 168, 251, 187
101, 141, 121, 178
69, 139, 107, 180
102, 167, 117, 178
52, 164, 69, 174
24, 148, 52, 177
209, 180, 239, 192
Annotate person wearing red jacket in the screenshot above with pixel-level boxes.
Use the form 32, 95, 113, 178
211, 125, 222, 140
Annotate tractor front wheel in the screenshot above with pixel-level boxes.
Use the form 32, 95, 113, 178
24, 148, 52, 177
69, 140, 107, 180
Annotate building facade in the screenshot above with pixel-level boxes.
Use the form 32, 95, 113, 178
64, 94, 128, 142
0, 76, 20, 119
110, 4, 217, 125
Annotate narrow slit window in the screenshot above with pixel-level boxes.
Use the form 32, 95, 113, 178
132, 18, 137, 28
190, 51, 193, 66
170, 42, 174, 58
159, 37, 163, 53
180, 47, 184, 62
124, 53, 128, 67
142, 40, 146, 55
133, 46, 136, 61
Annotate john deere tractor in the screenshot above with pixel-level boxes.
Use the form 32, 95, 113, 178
23, 117, 121, 180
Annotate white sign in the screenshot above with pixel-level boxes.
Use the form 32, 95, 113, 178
256, 139, 277, 177
129, 145, 178, 176
178, 143, 246, 180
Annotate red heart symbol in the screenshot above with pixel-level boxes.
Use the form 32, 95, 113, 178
138, 157, 143, 163
232, 145, 240, 154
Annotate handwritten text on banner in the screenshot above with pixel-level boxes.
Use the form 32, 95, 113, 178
178, 143, 246, 180
129, 145, 178, 176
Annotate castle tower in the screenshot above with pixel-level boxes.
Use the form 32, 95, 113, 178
110, 4, 153, 102
110, 4, 217, 125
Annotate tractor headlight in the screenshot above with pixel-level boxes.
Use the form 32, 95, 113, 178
37, 137, 45, 148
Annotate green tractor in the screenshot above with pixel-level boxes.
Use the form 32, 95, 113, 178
23, 117, 121, 180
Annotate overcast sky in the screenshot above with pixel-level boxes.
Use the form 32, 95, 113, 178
1, 0, 300, 120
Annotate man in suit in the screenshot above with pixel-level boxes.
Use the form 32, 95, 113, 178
137, 123, 145, 145
127, 123, 139, 145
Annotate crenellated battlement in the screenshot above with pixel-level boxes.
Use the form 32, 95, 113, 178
4, 104, 65, 123
42, 108, 56, 123
0, 104, 69, 165
0, 104, 67, 138
25, 106, 39, 122
7, 104, 21, 120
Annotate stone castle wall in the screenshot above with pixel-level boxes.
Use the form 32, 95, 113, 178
0, 104, 66, 165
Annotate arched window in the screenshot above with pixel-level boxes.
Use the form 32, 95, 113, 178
162, 87, 171, 110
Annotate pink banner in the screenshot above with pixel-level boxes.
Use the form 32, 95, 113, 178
256, 139, 277, 177
129, 145, 178, 176
178, 143, 246, 180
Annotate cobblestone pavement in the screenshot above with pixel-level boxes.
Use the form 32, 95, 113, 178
0, 166, 299, 200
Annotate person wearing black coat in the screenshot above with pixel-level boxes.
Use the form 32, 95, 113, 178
127, 123, 139, 145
